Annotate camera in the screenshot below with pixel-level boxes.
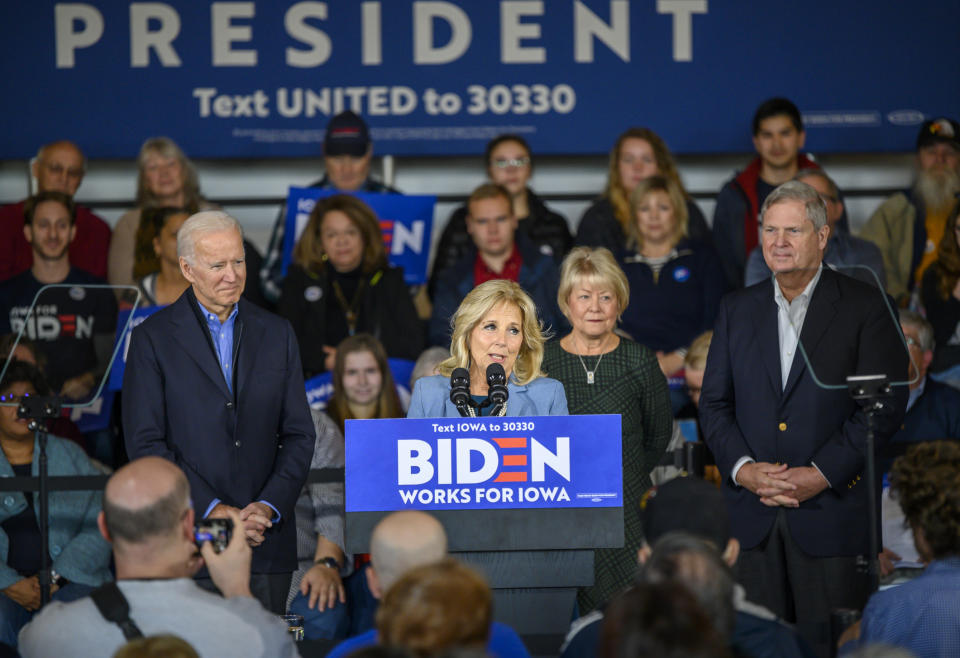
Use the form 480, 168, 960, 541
194, 518, 233, 554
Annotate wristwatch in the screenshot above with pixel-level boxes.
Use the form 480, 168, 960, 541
314, 557, 340, 570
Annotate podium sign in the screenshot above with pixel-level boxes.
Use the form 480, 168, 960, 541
345, 415, 622, 513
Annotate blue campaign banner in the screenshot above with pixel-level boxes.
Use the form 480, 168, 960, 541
283, 188, 435, 285
305, 357, 416, 409
345, 414, 622, 512
107, 305, 164, 391
70, 391, 114, 434
2, 1, 957, 158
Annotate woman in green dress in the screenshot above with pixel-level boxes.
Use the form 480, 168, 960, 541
542, 246, 673, 614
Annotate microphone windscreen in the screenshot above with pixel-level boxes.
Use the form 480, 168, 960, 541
486, 363, 506, 383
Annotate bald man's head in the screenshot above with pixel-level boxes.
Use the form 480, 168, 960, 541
102, 457, 190, 545
33, 141, 86, 196
369, 511, 447, 590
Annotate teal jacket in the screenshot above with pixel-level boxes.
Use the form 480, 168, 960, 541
0, 435, 111, 589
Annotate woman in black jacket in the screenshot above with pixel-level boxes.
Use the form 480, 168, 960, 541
279, 194, 423, 377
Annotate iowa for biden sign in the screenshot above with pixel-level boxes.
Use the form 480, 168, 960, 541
345, 415, 622, 512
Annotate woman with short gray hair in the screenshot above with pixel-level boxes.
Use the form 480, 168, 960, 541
541, 246, 672, 615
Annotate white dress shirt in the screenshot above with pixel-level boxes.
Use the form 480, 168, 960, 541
732, 265, 830, 487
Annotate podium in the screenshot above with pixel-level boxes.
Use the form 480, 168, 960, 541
344, 415, 624, 656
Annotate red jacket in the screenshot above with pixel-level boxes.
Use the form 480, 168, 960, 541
732, 154, 819, 255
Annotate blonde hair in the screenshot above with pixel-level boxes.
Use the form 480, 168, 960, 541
557, 247, 630, 320
136, 137, 202, 209
627, 175, 689, 252
438, 280, 546, 386
605, 128, 689, 232
684, 331, 713, 371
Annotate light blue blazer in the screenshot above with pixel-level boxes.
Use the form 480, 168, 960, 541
407, 374, 568, 418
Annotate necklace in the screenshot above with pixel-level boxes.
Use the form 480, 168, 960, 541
466, 402, 508, 417
574, 334, 610, 385
330, 276, 367, 336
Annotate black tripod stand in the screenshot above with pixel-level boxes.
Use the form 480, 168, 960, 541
846, 373, 895, 595
15, 395, 64, 606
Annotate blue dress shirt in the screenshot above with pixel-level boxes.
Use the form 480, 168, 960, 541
197, 300, 238, 394
196, 300, 279, 521
848, 558, 960, 658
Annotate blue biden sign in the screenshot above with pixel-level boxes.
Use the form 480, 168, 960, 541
345, 415, 622, 512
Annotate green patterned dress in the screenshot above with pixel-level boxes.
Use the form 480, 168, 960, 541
542, 338, 673, 613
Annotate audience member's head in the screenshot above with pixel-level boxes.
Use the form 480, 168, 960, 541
113, 634, 199, 658
367, 510, 448, 598
484, 134, 533, 201
898, 309, 934, 388
133, 206, 192, 280
931, 204, 960, 300
640, 532, 737, 641
410, 346, 451, 389
605, 127, 688, 230
98, 457, 197, 578
683, 331, 712, 408
177, 211, 246, 314
598, 581, 730, 658
794, 169, 845, 231
136, 137, 201, 209
751, 97, 805, 171
0, 362, 50, 445
465, 183, 517, 259
328, 333, 403, 431
324, 111, 373, 191
890, 441, 960, 563
627, 175, 689, 252
294, 194, 387, 275
913, 117, 960, 212
376, 559, 492, 657
23, 191, 77, 265
0, 334, 44, 371
640, 475, 739, 566
32, 140, 86, 196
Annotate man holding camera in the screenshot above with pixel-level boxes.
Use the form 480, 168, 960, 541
18, 457, 297, 657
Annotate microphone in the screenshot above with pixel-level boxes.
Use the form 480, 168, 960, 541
450, 367, 471, 417
486, 363, 509, 415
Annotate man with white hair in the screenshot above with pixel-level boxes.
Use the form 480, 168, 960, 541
701, 180, 908, 656
861, 117, 960, 304
122, 211, 314, 614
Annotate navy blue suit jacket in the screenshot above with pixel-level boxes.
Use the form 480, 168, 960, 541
700, 268, 908, 556
122, 289, 315, 573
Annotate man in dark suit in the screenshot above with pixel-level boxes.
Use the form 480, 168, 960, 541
122, 210, 314, 614
700, 180, 908, 657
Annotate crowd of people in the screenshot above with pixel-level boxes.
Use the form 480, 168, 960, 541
0, 98, 958, 658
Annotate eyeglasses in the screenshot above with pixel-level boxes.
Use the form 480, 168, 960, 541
491, 157, 530, 169
40, 162, 84, 179
904, 336, 920, 348
0, 393, 31, 403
